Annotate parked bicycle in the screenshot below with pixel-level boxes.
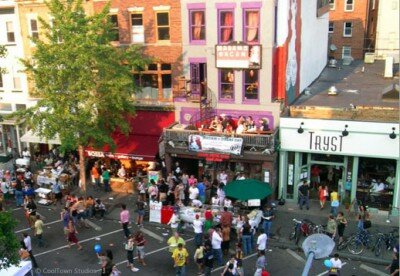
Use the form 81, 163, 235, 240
374, 229, 399, 257
347, 229, 376, 255
289, 218, 314, 245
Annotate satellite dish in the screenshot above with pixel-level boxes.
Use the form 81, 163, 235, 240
330, 44, 337, 51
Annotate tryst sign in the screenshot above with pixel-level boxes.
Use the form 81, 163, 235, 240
309, 132, 343, 152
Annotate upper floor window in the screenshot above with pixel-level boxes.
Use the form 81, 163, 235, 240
343, 22, 353, 37
345, 0, 354, 11
131, 13, 144, 43
109, 14, 119, 41
219, 69, 234, 100
6, 21, 15, 43
13, 76, 21, 91
329, 0, 335, 10
244, 10, 260, 43
218, 10, 234, 44
189, 10, 206, 43
156, 12, 170, 41
329, 22, 334, 33
30, 19, 39, 40
244, 69, 259, 101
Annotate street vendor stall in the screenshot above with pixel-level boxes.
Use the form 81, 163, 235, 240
35, 187, 52, 206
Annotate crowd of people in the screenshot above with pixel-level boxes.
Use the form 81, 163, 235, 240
201, 114, 270, 135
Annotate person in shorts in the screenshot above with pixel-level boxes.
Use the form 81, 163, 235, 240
134, 230, 146, 266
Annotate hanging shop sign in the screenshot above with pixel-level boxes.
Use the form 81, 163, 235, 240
215, 44, 262, 69
188, 134, 243, 155
85, 150, 144, 161
198, 152, 230, 162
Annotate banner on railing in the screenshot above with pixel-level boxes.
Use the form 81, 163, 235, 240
188, 134, 243, 155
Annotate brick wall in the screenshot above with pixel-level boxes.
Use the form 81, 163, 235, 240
329, 0, 369, 59
93, 0, 183, 87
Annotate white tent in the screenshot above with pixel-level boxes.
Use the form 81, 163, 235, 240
20, 130, 61, 145
0, 260, 32, 276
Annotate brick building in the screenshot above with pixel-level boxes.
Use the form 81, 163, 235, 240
328, 0, 369, 60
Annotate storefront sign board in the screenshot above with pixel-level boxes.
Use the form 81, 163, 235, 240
188, 135, 243, 155
215, 44, 262, 69
85, 150, 144, 160
149, 200, 162, 224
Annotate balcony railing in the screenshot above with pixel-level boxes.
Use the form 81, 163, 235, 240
163, 127, 277, 153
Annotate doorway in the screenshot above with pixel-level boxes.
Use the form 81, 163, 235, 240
310, 164, 343, 198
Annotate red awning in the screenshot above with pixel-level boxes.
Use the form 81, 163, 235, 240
85, 110, 175, 161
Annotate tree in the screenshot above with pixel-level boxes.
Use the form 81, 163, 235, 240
17, 0, 149, 192
0, 211, 20, 269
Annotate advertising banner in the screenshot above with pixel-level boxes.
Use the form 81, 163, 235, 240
149, 200, 162, 223
188, 134, 243, 155
215, 44, 261, 69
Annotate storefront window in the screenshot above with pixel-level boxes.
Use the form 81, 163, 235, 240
357, 158, 396, 210
286, 152, 295, 199
0, 125, 18, 156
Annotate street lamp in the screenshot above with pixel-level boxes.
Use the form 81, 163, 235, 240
301, 234, 335, 276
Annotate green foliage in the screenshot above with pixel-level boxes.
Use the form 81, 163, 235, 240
0, 211, 20, 269
0, 45, 7, 74
16, 0, 149, 152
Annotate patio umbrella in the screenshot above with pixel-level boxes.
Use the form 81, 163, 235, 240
224, 178, 272, 201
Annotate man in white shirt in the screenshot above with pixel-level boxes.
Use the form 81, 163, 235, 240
168, 211, 180, 235
23, 232, 38, 268
211, 227, 223, 266
22, 148, 31, 159
193, 214, 204, 247
256, 228, 268, 253
189, 184, 199, 202
191, 199, 203, 208
117, 165, 126, 178
218, 171, 228, 185
329, 253, 342, 274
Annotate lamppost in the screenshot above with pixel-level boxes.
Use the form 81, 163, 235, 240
301, 234, 335, 276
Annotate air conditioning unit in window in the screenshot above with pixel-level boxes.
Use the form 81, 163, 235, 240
364, 53, 375, 63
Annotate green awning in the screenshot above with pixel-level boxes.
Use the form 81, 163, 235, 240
224, 178, 272, 201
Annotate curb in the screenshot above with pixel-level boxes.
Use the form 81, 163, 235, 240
268, 239, 392, 266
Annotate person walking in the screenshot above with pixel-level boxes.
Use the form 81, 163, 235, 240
254, 251, 266, 276
222, 225, 231, 256
193, 214, 204, 247
136, 199, 145, 227
298, 181, 310, 210
194, 244, 205, 275
102, 168, 111, 192
386, 252, 399, 276
241, 219, 253, 256
91, 163, 100, 190
23, 232, 38, 268
120, 204, 131, 238
52, 180, 63, 206
336, 212, 348, 244
125, 234, 139, 272
168, 210, 180, 235
203, 244, 214, 276
212, 227, 223, 266
67, 220, 82, 250
14, 178, 24, 207
134, 230, 146, 266
326, 215, 337, 239
330, 189, 339, 216
34, 214, 44, 247
235, 243, 244, 276
61, 207, 71, 240
319, 185, 328, 209
25, 196, 37, 229
168, 232, 186, 253
261, 205, 275, 237
256, 228, 268, 254
221, 255, 238, 276
172, 243, 189, 276
329, 253, 342, 276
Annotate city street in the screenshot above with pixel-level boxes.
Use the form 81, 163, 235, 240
4, 191, 392, 276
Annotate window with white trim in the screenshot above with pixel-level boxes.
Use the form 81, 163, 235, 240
13, 76, 21, 91
30, 19, 39, 40
343, 22, 353, 37
342, 46, 352, 58
6, 21, 15, 43
156, 12, 170, 41
345, 0, 354, 11
329, 22, 334, 33
329, 0, 335, 10
131, 13, 144, 43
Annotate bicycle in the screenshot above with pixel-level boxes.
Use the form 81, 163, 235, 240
337, 234, 355, 251
374, 229, 399, 257
347, 229, 376, 255
289, 218, 314, 245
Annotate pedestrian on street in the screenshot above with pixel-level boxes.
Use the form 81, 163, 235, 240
51, 180, 63, 206
298, 181, 310, 210
261, 205, 275, 237
254, 250, 266, 276
94, 199, 106, 221
91, 163, 100, 190
235, 243, 244, 276
212, 227, 223, 266
125, 234, 139, 272
222, 225, 231, 256
336, 212, 347, 244
203, 244, 214, 276
23, 232, 38, 268
168, 232, 186, 253
257, 228, 268, 254
328, 253, 343, 276
193, 214, 204, 247
136, 199, 145, 227
318, 185, 328, 209
326, 215, 337, 239
102, 168, 111, 192
168, 210, 180, 235
67, 220, 82, 250
61, 207, 71, 239
197, 179, 206, 204
120, 204, 131, 238
330, 189, 339, 216
172, 243, 189, 276
14, 177, 24, 207
134, 230, 147, 266
34, 214, 44, 247
194, 244, 205, 275
25, 196, 37, 229
386, 252, 399, 276
241, 219, 253, 256
221, 254, 238, 276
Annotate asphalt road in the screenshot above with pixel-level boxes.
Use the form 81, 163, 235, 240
3, 193, 392, 276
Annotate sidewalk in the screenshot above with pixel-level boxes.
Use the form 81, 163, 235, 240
270, 200, 398, 265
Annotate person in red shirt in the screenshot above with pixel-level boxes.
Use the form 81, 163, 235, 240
311, 165, 321, 189
220, 207, 233, 228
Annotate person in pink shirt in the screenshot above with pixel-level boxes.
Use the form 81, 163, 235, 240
188, 175, 197, 186
120, 204, 131, 238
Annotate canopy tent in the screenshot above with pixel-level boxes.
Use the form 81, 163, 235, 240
0, 260, 32, 276
224, 178, 272, 200
20, 130, 61, 145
